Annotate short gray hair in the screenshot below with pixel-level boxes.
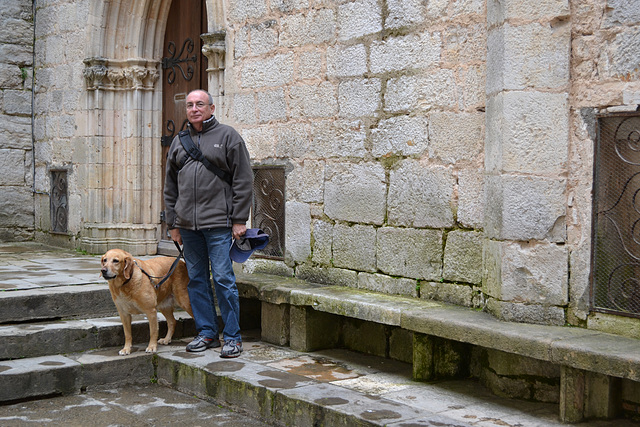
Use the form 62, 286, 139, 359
188, 89, 214, 105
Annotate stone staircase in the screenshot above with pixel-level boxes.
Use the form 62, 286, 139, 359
0, 243, 637, 426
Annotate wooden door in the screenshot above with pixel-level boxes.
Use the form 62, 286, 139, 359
159, 0, 208, 254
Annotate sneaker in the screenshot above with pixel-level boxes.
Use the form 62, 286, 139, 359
186, 335, 220, 352
220, 339, 243, 358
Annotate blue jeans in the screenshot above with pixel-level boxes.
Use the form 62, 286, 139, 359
180, 228, 241, 342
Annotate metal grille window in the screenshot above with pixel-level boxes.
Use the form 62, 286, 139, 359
592, 113, 640, 317
252, 166, 285, 259
50, 170, 68, 234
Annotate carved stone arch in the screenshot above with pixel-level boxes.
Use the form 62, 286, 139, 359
79, 0, 226, 255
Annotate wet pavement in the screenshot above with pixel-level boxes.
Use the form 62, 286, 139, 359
0, 383, 271, 426
1, 242, 638, 426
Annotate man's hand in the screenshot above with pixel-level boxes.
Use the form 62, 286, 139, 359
232, 223, 247, 240
169, 228, 182, 246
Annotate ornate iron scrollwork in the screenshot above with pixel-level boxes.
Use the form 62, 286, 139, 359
593, 114, 640, 317
50, 170, 68, 233
162, 38, 197, 84
252, 167, 285, 259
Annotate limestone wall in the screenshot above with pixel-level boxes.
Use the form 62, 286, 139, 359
224, 0, 487, 306
0, 0, 34, 240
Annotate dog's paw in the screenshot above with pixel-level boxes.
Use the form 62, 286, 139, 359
119, 348, 131, 356
158, 338, 171, 345
145, 345, 158, 353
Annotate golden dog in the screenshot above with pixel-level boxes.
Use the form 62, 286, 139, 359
100, 249, 193, 355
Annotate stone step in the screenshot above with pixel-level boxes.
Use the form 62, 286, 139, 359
0, 284, 115, 324
0, 337, 471, 426
0, 312, 195, 361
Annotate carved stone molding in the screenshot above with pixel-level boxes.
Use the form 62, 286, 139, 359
83, 57, 160, 91
201, 31, 226, 72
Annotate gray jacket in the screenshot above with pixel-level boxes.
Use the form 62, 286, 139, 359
164, 116, 253, 230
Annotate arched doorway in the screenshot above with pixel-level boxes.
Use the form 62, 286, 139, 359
158, 0, 208, 254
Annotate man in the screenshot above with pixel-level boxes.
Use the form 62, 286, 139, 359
164, 89, 253, 358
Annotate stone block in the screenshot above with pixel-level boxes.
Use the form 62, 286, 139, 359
285, 201, 311, 263
484, 174, 567, 242
487, 0, 570, 27
388, 161, 455, 228
585, 372, 620, 419
332, 223, 377, 272
604, 0, 640, 26
390, 327, 413, 363
258, 88, 286, 123
327, 44, 367, 77
457, 168, 484, 229
413, 333, 470, 381
310, 119, 366, 158
3, 89, 31, 115
290, 305, 341, 352
485, 298, 566, 326
486, 91, 569, 174
0, 114, 31, 149
484, 240, 568, 305
287, 160, 324, 203
428, 112, 483, 164
337, 0, 382, 41
487, 22, 570, 93
377, 227, 443, 280
443, 230, 483, 285
275, 123, 311, 158
385, 71, 457, 112
385, 0, 427, 29
0, 149, 26, 185
324, 162, 386, 225
298, 50, 322, 80
228, 0, 268, 21
0, 355, 80, 403
295, 264, 358, 288
419, 281, 481, 307
261, 301, 290, 346
243, 127, 276, 159
560, 366, 585, 423
272, 0, 310, 13
311, 219, 333, 265
358, 272, 418, 297
234, 26, 249, 59
0, 64, 25, 89
337, 78, 381, 118
601, 28, 640, 80
343, 318, 387, 357
249, 20, 278, 55
280, 9, 335, 47
370, 32, 441, 73
371, 115, 429, 157
289, 82, 337, 119
240, 53, 294, 88
0, 186, 33, 228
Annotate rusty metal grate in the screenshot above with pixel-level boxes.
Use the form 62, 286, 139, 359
252, 166, 285, 259
50, 170, 68, 234
592, 113, 640, 317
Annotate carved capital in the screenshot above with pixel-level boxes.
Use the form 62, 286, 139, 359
83, 57, 160, 91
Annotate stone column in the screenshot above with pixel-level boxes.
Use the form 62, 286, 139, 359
201, 31, 226, 113
483, 0, 571, 325
80, 57, 162, 255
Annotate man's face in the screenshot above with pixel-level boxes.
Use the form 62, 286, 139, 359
186, 91, 214, 129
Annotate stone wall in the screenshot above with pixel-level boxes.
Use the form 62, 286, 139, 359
225, 0, 487, 308
568, 0, 640, 329
0, 0, 34, 240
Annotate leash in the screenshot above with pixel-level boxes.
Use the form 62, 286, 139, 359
134, 241, 184, 289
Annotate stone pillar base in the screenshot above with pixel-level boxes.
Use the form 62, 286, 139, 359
79, 223, 159, 255
289, 306, 340, 352
261, 301, 290, 346
413, 333, 470, 381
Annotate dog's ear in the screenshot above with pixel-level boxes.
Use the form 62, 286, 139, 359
124, 255, 134, 280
